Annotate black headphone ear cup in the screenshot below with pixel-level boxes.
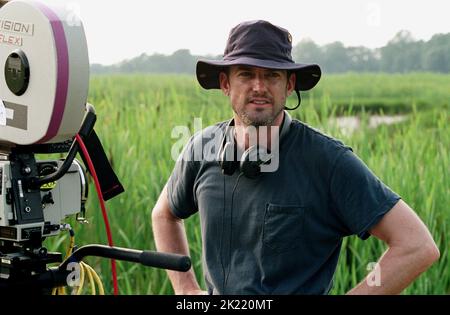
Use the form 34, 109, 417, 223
220, 142, 239, 176
240, 146, 262, 179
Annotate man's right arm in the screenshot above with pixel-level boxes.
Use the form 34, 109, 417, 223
151, 184, 206, 295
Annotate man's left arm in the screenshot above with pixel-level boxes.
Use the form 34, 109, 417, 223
347, 199, 440, 294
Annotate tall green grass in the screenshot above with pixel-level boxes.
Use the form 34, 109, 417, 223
309, 72, 450, 114
45, 74, 449, 294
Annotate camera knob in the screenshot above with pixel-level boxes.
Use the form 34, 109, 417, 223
22, 166, 32, 175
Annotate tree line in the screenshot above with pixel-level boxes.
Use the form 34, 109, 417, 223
91, 30, 450, 74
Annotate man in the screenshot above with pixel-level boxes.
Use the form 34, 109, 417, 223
152, 20, 439, 295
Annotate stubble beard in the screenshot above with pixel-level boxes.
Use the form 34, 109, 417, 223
232, 103, 285, 127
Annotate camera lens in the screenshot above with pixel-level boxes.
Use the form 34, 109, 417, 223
4, 49, 30, 96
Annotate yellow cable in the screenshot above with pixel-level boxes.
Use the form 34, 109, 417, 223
65, 235, 75, 259
51, 230, 105, 296
81, 262, 96, 295
84, 263, 105, 295
76, 261, 86, 295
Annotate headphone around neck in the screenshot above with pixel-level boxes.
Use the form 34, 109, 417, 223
218, 111, 292, 179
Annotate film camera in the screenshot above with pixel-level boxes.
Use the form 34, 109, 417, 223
0, 0, 190, 293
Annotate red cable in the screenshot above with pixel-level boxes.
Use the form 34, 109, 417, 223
75, 134, 119, 295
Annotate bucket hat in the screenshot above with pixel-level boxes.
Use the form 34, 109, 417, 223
196, 20, 321, 91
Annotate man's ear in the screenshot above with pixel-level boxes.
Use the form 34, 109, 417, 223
287, 72, 296, 96
219, 72, 230, 96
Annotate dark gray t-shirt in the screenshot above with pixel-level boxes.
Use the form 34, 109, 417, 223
167, 119, 401, 295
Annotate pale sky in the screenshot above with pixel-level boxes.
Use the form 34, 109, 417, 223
39, 0, 450, 65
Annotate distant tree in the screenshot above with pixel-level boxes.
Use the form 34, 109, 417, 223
347, 46, 379, 72
321, 41, 351, 73
380, 30, 424, 72
423, 33, 450, 72
168, 49, 196, 73
90, 63, 109, 74
293, 39, 322, 64
90, 31, 450, 74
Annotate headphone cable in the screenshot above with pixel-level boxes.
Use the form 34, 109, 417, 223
220, 175, 226, 292
224, 173, 244, 290
284, 89, 302, 111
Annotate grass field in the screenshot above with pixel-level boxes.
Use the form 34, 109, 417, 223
45, 73, 449, 295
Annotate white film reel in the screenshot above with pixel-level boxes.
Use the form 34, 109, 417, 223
0, 0, 89, 145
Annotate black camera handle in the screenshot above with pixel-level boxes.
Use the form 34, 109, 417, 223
60, 244, 191, 272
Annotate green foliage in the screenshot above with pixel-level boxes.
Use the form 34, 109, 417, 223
310, 73, 450, 114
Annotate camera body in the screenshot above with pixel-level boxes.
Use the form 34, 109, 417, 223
0, 155, 87, 243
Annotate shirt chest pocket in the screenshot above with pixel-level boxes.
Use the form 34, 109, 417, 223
262, 203, 306, 254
